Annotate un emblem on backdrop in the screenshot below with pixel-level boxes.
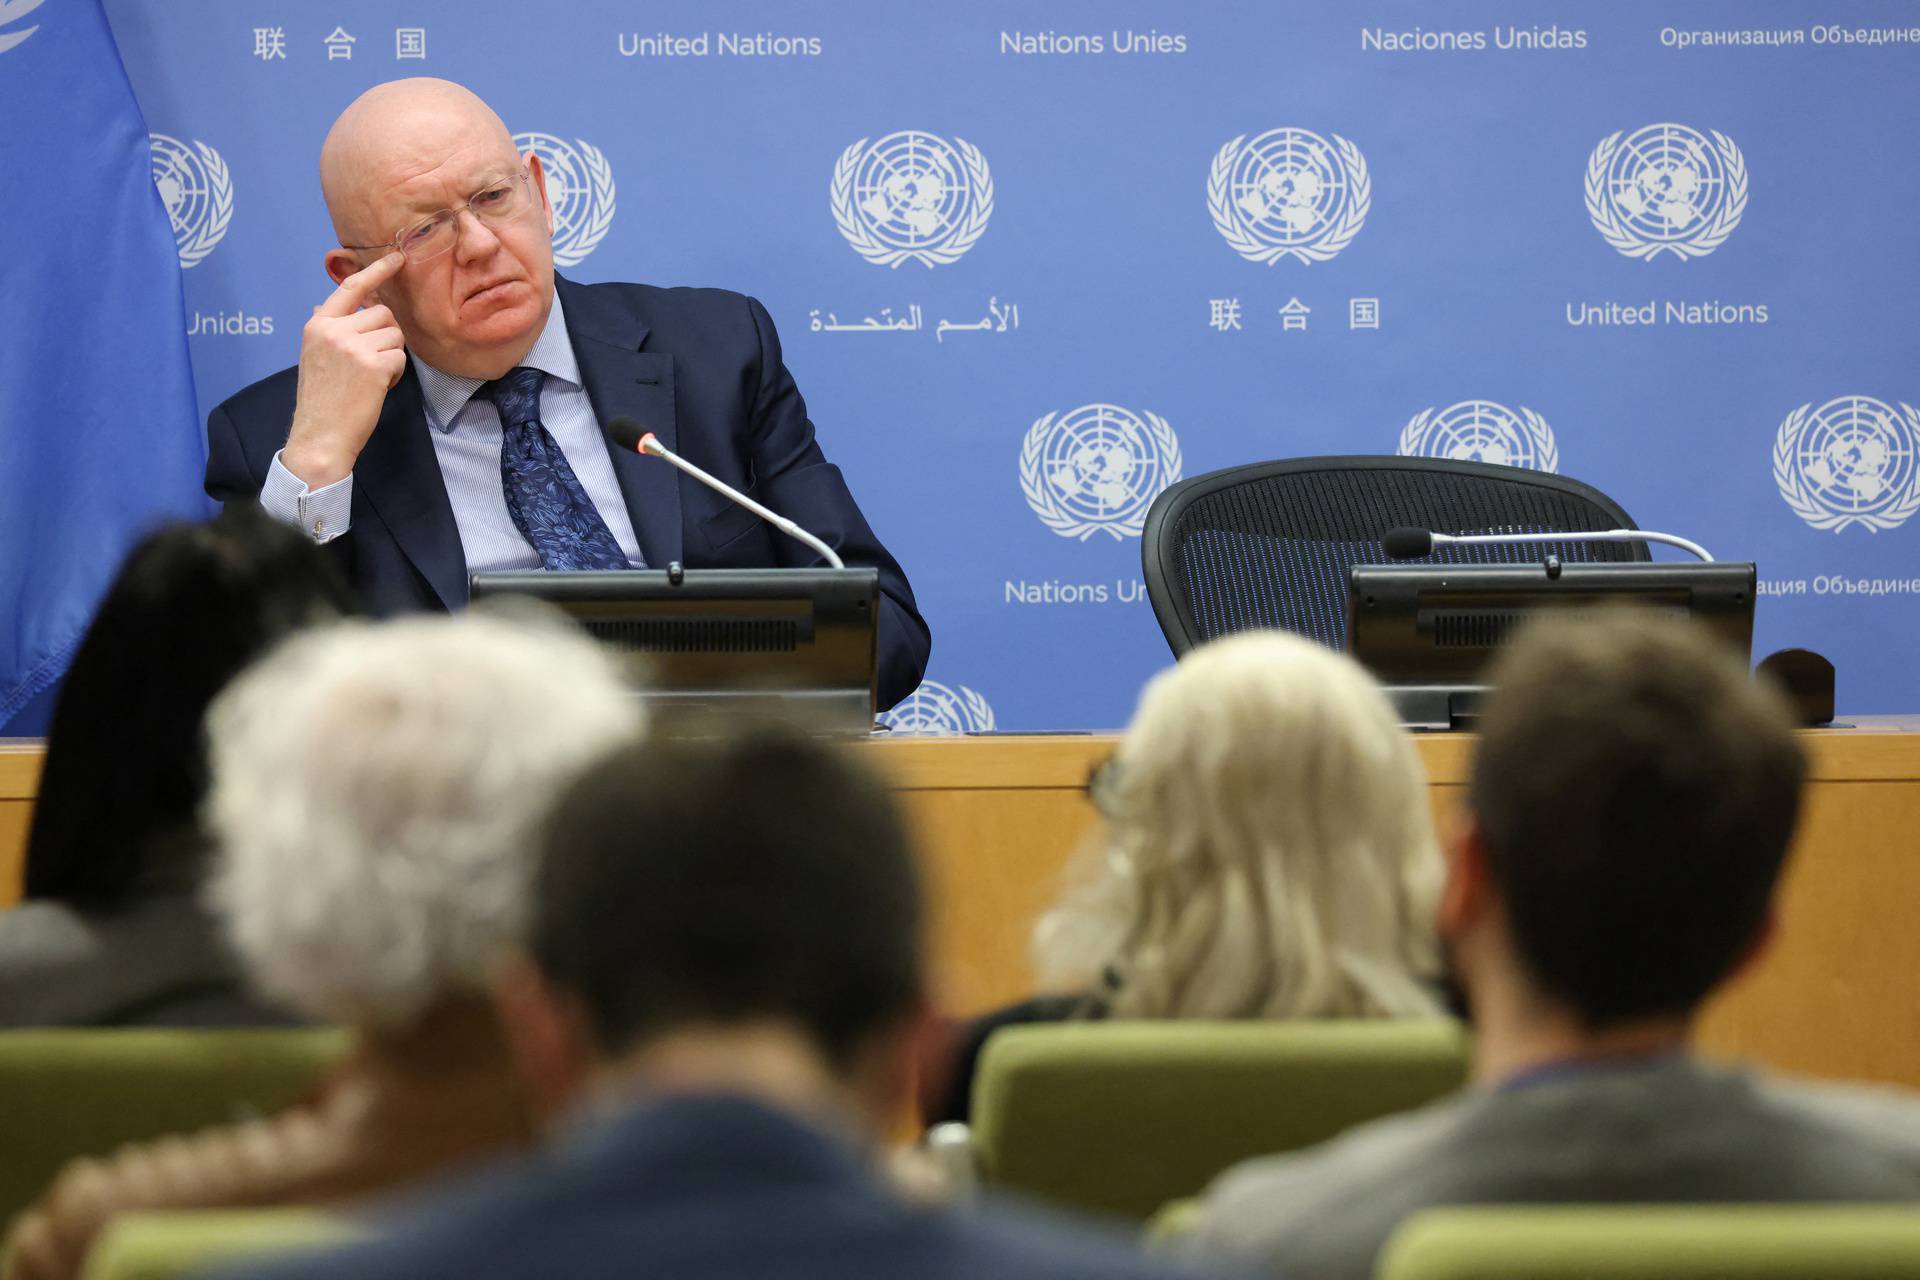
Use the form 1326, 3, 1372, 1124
512, 132, 616, 267
1208, 128, 1370, 264
0, 0, 44, 55
1399, 401, 1560, 474
1773, 396, 1920, 533
148, 133, 233, 270
1585, 123, 1747, 261
879, 680, 997, 735
831, 131, 994, 268
1021, 404, 1183, 541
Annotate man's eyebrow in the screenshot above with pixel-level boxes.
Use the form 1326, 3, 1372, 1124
392, 172, 516, 218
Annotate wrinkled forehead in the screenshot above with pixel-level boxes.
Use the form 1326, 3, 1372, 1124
329, 99, 523, 236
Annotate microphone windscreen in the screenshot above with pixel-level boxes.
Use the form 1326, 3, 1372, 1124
605, 415, 647, 453
1381, 527, 1434, 559
1755, 648, 1835, 726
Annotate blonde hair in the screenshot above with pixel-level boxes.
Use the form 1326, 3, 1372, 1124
206, 610, 643, 1029
1033, 630, 1443, 1021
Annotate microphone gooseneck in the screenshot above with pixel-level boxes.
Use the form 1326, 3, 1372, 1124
602, 416, 846, 570
1378, 525, 1715, 563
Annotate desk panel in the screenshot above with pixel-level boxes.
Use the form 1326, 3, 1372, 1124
5, 725, 1918, 1087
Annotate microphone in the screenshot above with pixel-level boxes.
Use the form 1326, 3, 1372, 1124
1381, 527, 1435, 560
1380, 525, 1715, 563
605, 416, 845, 570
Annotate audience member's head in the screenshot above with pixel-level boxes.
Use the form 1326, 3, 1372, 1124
206, 610, 641, 1032
1447, 608, 1805, 1047
497, 727, 925, 1134
24, 507, 356, 909
1033, 630, 1443, 1020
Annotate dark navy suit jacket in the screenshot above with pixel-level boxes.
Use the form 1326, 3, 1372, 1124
204, 276, 930, 710
224, 1095, 1232, 1280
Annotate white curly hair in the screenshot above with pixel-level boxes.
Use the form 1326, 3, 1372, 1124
205, 609, 643, 1028
1033, 630, 1444, 1021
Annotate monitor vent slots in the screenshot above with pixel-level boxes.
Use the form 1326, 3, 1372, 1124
585, 619, 800, 653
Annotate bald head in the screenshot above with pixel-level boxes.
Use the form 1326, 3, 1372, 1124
320, 78, 517, 244
315, 78, 556, 379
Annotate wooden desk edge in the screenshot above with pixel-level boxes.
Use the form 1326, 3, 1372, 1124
862, 719, 1920, 789
0, 742, 44, 800
6, 717, 1917, 799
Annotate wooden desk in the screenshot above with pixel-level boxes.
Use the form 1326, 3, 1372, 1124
0, 744, 36, 907
6, 724, 1920, 1087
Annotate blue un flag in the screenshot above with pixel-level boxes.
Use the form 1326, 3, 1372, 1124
0, 0, 208, 730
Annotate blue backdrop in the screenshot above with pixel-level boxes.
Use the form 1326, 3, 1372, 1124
99, 0, 1920, 729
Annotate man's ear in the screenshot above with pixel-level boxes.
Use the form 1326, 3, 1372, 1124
852, 994, 940, 1140
1438, 810, 1495, 942
525, 151, 554, 237
1722, 910, 1778, 990
323, 249, 360, 288
491, 955, 598, 1125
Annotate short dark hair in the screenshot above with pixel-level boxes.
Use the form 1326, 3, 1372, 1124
25, 506, 357, 907
1467, 609, 1805, 1029
529, 728, 923, 1066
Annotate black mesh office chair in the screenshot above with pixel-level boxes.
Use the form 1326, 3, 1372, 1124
1141, 456, 1645, 657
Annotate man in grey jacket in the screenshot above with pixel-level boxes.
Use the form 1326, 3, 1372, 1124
1186, 609, 1920, 1280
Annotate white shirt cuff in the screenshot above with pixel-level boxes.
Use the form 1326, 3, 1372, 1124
262, 450, 353, 543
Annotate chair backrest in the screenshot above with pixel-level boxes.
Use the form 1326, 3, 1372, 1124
971, 1020, 1469, 1221
1377, 1206, 1920, 1280
0, 1029, 347, 1235
1142, 456, 1645, 656
81, 1210, 353, 1280
1143, 1198, 1203, 1246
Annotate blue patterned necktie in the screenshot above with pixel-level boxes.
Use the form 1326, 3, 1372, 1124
480, 367, 628, 572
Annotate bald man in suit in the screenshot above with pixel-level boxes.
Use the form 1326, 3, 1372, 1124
205, 78, 929, 708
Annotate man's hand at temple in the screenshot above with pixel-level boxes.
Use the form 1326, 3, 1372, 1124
281, 251, 408, 490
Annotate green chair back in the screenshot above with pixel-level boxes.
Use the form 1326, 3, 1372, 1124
971, 1019, 1469, 1221
1377, 1206, 1920, 1280
1143, 1197, 1202, 1246
81, 1210, 353, 1280
0, 1029, 348, 1237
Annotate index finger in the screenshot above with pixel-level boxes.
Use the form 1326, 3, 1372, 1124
317, 252, 405, 319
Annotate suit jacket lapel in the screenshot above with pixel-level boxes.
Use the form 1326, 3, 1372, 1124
557, 276, 684, 569
353, 364, 469, 610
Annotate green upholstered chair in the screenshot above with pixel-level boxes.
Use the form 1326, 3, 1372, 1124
1377, 1206, 1920, 1280
1142, 1198, 1202, 1246
80, 1210, 354, 1280
0, 1029, 348, 1236
968, 1019, 1469, 1221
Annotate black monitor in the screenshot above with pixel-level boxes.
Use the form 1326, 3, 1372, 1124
470, 567, 879, 733
1347, 560, 1756, 730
